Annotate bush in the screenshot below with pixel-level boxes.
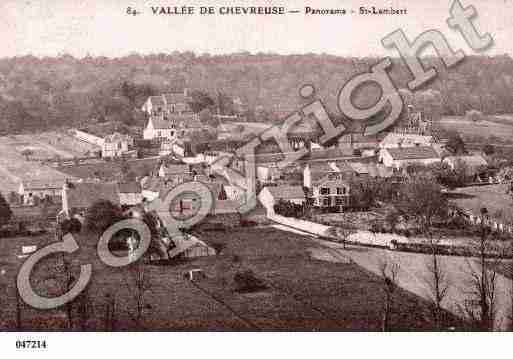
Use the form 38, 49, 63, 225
233, 269, 267, 293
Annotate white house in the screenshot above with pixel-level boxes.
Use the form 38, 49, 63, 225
102, 132, 133, 158
309, 172, 351, 209
380, 146, 441, 169
143, 117, 178, 141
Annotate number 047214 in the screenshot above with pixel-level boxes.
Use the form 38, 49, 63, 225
16, 340, 47, 349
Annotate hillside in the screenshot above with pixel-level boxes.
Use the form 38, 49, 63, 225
1, 53, 513, 135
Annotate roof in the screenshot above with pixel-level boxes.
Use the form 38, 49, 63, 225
161, 163, 190, 174
211, 199, 241, 215
385, 146, 440, 161
64, 182, 120, 210
379, 132, 433, 148
104, 132, 131, 143
21, 179, 65, 190
265, 185, 306, 200
151, 117, 176, 130
118, 181, 142, 194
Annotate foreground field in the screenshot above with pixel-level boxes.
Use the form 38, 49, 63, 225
0, 227, 452, 331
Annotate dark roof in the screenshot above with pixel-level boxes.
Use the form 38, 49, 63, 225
265, 185, 305, 200
65, 182, 120, 210
118, 182, 142, 194
385, 146, 440, 161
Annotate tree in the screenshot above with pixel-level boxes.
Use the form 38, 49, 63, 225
85, 200, 124, 234
461, 208, 498, 331
425, 238, 450, 330
8, 191, 19, 205
124, 261, 152, 329
379, 259, 400, 332
445, 131, 466, 155
394, 176, 448, 231
187, 90, 214, 113
0, 193, 12, 227
21, 148, 34, 161
60, 217, 82, 235
483, 144, 495, 156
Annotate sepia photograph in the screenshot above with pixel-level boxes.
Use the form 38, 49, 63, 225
0, 0, 512, 356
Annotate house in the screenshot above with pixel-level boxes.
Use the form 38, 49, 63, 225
143, 117, 178, 141
61, 181, 120, 217
141, 90, 193, 116
379, 146, 441, 169
143, 114, 202, 141
309, 172, 351, 209
118, 182, 143, 206
256, 163, 281, 184
72, 129, 133, 158
258, 185, 306, 213
19, 179, 66, 205
141, 177, 163, 202
102, 132, 134, 158
379, 132, 434, 149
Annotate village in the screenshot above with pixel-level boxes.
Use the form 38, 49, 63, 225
1, 84, 513, 332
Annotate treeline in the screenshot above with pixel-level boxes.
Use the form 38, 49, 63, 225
0, 52, 513, 134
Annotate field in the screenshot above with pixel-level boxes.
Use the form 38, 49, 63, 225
450, 184, 513, 222
0, 136, 71, 194
438, 116, 513, 144
0, 132, 100, 195
0, 227, 453, 331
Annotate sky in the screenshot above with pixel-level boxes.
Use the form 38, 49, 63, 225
0, 0, 511, 58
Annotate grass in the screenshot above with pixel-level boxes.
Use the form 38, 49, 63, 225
450, 184, 513, 223
0, 226, 455, 331
439, 116, 513, 144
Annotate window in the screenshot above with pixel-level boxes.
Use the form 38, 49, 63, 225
335, 197, 346, 206
322, 198, 330, 207
336, 187, 346, 195
320, 187, 330, 195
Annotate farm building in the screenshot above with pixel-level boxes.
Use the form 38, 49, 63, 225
19, 179, 66, 205
379, 146, 440, 169
118, 182, 143, 206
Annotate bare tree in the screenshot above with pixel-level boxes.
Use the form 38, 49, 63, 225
124, 260, 151, 329
425, 236, 450, 330
461, 209, 498, 331
104, 293, 116, 331
379, 259, 400, 332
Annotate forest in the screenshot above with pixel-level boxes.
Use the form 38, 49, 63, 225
0, 52, 512, 134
